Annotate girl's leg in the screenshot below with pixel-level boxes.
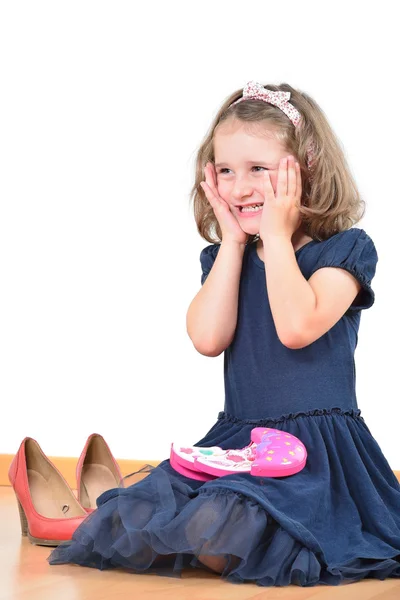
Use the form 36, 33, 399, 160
197, 553, 234, 573
185, 497, 243, 574
152, 552, 239, 574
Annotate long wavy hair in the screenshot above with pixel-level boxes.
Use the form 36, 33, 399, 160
190, 82, 366, 245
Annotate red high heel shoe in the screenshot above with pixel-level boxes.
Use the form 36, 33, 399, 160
76, 433, 123, 513
8, 437, 89, 546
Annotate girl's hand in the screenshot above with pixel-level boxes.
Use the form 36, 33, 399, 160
259, 156, 303, 242
200, 162, 249, 245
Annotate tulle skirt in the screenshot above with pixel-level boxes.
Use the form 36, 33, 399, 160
48, 408, 400, 587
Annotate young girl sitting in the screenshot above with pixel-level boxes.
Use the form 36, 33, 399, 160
48, 81, 400, 588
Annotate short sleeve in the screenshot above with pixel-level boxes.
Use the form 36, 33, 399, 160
200, 243, 221, 285
308, 228, 378, 311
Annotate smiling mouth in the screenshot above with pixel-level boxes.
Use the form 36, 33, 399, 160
238, 203, 264, 213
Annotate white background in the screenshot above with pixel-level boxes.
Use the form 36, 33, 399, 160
1, 1, 399, 467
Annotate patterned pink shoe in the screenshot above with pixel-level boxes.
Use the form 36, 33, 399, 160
194, 428, 307, 478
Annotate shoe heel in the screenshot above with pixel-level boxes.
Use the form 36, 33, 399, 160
16, 497, 28, 536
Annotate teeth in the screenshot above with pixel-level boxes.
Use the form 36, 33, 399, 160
241, 204, 263, 212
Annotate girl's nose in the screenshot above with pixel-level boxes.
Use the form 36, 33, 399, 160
231, 178, 254, 201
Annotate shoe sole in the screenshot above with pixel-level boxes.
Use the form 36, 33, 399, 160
17, 498, 71, 547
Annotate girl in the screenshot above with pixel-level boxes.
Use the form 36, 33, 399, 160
48, 81, 400, 587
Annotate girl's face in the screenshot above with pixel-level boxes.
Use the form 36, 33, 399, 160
213, 120, 293, 235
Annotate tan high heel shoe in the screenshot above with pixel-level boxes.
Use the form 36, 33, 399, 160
76, 433, 123, 512
8, 437, 89, 546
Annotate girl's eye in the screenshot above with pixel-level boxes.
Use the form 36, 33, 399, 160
218, 166, 268, 174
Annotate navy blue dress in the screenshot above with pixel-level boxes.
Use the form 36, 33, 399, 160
48, 227, 400, 587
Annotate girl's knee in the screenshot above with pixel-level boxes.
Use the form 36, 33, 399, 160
197, 553, 241, 574
197, 553, 228, 573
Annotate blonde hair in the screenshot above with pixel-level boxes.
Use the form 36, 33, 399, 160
190, 82, 366, 245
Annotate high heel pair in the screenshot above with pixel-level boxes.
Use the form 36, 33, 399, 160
8, 434, 122, 546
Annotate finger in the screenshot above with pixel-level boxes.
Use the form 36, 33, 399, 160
200, 181, 219, 207
287, 157, 297, 198
204, 162, 221, 198
295, 161, 302, 200
263, 170, 274, 201
277, 157, 288, 198
202, 165, 217, 202
200, 180, 212, 200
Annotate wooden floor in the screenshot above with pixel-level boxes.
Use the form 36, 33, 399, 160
2, 486, 400, 600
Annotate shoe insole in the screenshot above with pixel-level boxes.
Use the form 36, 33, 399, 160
28, 469, 79, 518
81, 464, 118, 508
